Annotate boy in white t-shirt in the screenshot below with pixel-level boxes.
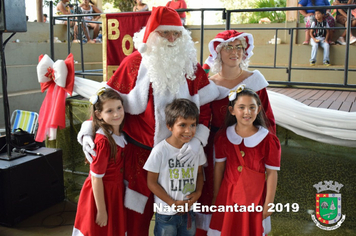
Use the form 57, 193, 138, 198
143, 98, 206, 236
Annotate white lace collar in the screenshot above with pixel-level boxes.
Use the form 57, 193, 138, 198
96, 128, 127, 148
226, 124, 268, 147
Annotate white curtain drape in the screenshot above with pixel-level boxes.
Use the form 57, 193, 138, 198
267, 90, 356, 147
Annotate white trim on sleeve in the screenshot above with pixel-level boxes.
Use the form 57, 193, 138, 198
214, 157, 226, 162
90, 170, 105, 178
265, 164, 280, 171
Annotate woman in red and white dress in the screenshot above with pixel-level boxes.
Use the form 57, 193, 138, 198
196, 30, 276, 235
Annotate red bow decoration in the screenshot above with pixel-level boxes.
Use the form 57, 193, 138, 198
35, 53, 75, 142
45, 67, 55, 80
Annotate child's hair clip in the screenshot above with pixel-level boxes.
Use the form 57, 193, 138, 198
228, 84, 246, 101
89, 87, 106, 105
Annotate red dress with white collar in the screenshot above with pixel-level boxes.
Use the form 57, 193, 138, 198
73, 131, 126, 236
207, 125, 280, 236
197, 70, 276, 233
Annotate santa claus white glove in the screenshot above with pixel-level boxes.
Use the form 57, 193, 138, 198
177, 137, 201, 166
82, 135, 96, 163
77, 120, 96, 163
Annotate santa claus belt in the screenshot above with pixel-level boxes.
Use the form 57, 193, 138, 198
123, 132, 152, 151
210, 125, 221, 133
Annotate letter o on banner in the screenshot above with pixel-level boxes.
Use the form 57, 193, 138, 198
122, 34, 134, 56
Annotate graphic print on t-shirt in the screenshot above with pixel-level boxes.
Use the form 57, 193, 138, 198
168, 158, 196, 195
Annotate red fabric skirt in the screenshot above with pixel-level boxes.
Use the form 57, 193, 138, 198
74, 175, 126, 236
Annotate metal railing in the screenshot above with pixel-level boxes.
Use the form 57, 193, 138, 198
49, 4, 356, 88
224, 5, 356, 88
49, 1, 103, 78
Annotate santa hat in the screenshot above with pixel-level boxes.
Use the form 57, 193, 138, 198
204, 30, 254, 69
138, 6, 184, 53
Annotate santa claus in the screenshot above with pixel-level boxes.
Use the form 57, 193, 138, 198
77, 6, 219, 236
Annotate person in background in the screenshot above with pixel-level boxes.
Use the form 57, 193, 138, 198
298, 0, 335, 45
79, 0, 102, 42
208, 85, 281, 236
73, 88, 127, 236
77, 6, 219, 236
133, 0, 149, 12
43, 14, 48, 23
56, 0, 83, 43
309, 9, 331, 66
57, 0, 74, 25
333, 0, 356, 45
144, 99, 206, 236
69, 3, 75, 13
166, 0, 187, 25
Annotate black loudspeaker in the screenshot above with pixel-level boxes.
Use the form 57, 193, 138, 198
0, 147, 64, 226
0, 0, 27, 32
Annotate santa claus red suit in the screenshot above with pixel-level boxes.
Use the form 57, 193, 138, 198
78, 6, 219, 236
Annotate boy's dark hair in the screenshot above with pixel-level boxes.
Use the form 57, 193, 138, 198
315, 9, 326, 15
165, 99, 199, 128
91, 88, 125, 160
224, 88, 269, 130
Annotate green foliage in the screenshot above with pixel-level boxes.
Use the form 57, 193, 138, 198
219, 0, 255, 24
44, 0, 61, 7
105, 0, 136, 12
248, 0, 286, 24
219, 0, 286, 24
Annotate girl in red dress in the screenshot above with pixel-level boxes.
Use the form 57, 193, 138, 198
73, 88, 127, 236
208, 85, 281, 236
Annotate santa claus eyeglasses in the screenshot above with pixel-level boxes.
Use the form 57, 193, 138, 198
222, 44, 244, 53
157, 30, 182, 38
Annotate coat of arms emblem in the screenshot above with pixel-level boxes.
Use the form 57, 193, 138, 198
311, 181, 346, 230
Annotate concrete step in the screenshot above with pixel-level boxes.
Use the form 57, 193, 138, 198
0, 22, 102, 128
0, 62, 103, 127
260, 68, 356, 87
252, 44, 356, 67
3, 42, 102, 65
1, 63, 102, 94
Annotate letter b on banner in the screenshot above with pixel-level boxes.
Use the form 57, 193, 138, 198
108, 19, 120, 40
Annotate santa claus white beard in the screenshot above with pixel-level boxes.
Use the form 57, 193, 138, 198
141, 32, 198, 95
